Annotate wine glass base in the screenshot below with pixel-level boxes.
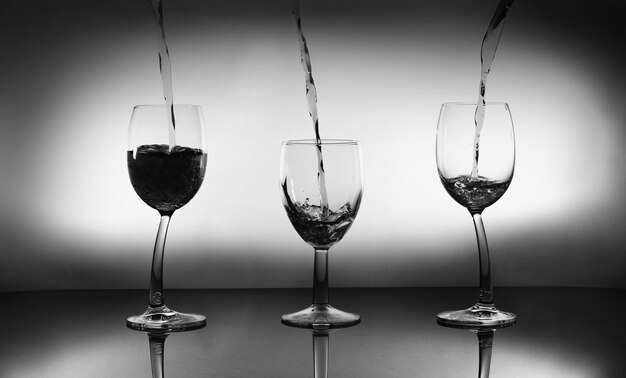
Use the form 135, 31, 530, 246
127, 305, 206, 331
437, 304, 516, 328
281, 304, 360, 330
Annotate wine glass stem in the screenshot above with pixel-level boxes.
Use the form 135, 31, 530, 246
313, 333, 329, 378
471, 212, 494, 307
312, 248, 329, 305
149, 212, 172, 308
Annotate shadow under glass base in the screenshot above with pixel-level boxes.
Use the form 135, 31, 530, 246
437, 304, 516, 328
127, 305, 206, 331
281, 304, 360, 330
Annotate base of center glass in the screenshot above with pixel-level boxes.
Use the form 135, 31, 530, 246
281, 304, 360, 330
437, 303, 516, 328
127, 305, 206, 331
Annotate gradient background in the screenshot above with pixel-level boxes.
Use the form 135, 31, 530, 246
1, 0, 624, 292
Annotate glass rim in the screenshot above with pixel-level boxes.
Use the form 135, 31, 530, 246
441, 101, 509, 107
281, 139, 360, 146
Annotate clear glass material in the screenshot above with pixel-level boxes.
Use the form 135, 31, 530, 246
279, 139, 363, 329
126, 104, 207, 331
435, 102, 516, 327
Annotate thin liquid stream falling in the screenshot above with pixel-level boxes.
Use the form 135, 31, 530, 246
150, 0, 176, 150
291, 0, 330, 217
471, 0, 515, 179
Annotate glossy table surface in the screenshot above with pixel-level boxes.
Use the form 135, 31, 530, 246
1, 287, 624, 377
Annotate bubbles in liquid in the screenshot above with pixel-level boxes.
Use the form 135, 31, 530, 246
280, 179, 356, 248
442, 175, 510, 212
471, 0, 515, 179
286, 201, 356, 248
127, 144, 207, 213
291, 0, 330, 217
150, 0, 177, 149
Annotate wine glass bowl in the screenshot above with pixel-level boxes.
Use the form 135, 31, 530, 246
280, 139, 362, 250
437, 102, 515, 213
126, 104, 207, 331
128, 144, 206, 214
280, 139, 363, 329
435, 102, 516, 327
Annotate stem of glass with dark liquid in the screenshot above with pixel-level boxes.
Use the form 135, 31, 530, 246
149, 212, 173, 308
148, 333, 167, 378
312, 249, 329, 305
471, 212, 494, 307
477, 330, 494, 378
312, 332, 329, 378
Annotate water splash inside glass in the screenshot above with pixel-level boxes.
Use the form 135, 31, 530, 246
291, 0, 329, 216
150, 0, 176, 150
471, 0, 515, 179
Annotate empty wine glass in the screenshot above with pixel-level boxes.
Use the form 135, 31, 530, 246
127, 104, 207, 330
279, 139, 363, 329
435, 102, 516, 327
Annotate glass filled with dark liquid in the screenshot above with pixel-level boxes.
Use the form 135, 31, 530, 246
126, 104, 207, 330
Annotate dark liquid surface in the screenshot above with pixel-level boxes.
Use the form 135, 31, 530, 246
284, 200, 356, 249
128, 144, 206, 213
441, 175, 509, 212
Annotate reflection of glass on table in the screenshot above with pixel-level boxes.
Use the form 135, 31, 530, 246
438, 319, 515, 378
129, 322, 205, 378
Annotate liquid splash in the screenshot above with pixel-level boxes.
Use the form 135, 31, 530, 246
281, 179, 355, 248
471, 0, 515, 179
291, 0, 330, 216
150, 0, 176, 149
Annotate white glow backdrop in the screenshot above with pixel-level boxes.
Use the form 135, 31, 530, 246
1, 0, 624, 291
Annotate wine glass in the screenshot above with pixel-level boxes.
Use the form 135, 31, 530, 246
127, 104, 207, 330
279, 139, 363, 329
435, 102, 516, 327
